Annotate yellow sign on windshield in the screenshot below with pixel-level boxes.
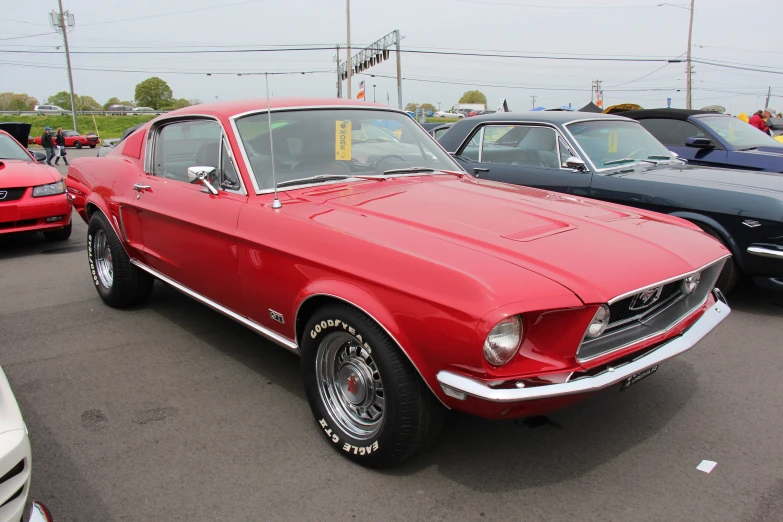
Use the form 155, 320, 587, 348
336, 120, 352, 161
608, 130, 618, 153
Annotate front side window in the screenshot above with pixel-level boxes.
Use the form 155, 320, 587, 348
566, 120, 675, 170
636, 118, 708, 147
234, 109, 460, 191
0, 134, 33, 161
698, 115, 779, 150
461, 125, 561, 169
63, 131, 79, 137
153, 119, 222, 183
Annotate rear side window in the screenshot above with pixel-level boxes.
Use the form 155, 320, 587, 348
637, 118, 708, 147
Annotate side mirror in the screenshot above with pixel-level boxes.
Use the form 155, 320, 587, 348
32, 151, 47, 163
563, 156, 587, 172
187, 166, 219, 195
685, 137, 714, 149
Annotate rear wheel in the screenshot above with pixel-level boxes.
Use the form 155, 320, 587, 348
43, 223, 72, 241
697, 224, 739, 293
87, 212, 153, 307
301, 303, 443, 467
89, 144, 96, 149
74, 141, 82, 149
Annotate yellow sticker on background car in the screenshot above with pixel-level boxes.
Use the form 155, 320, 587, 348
608, 130, 618, 153
336, 121, 352, 161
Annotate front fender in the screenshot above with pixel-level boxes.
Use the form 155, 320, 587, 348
668, 211, 741, 258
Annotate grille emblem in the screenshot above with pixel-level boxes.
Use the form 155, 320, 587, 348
0, 191, 7, 200
742, 220, 761, 228
629, 286, 663, 311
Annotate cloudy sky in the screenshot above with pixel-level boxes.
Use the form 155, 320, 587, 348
1, 0, 781, 113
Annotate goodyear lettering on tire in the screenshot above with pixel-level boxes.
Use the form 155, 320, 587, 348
310, 319, 372, 354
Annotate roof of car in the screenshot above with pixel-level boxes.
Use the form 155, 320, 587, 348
617, 108, 715, 121
459, 111, 630, 125
163, 98, 391, 119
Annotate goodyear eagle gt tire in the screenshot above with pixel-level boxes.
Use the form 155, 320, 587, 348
301, 303, 444, 467
87, 212, 153, 308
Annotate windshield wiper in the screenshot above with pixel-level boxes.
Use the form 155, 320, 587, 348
647, 155, 673, 160
275, 174, 383, 188
383, 167, 436, 175
739, 146, 759, 151
604, 157, 658, 166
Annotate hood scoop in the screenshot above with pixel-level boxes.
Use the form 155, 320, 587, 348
502, 219, 575, 242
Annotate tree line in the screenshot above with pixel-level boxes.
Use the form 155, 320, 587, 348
0, 77, 199, 112
404, 91, 487, 113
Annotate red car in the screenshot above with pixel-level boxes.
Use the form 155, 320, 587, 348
0, 129, 72, 240
31, 130, 100, 149
66, 98, 731, 467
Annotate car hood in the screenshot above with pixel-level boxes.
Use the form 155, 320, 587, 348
300, 174, 727, 304
0, 159, 61, 187
611, 162, 783, 199
737, 145, 783, 157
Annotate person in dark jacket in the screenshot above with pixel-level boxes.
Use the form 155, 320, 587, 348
41, 126, 55, 165
53, 127, 69, 166
749, 110, 771, 134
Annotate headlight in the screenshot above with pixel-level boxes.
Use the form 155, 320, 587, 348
681, 272, 701, 295
32, 179, 66, 197
585, 305, 610, 338
483, 315, 523, 366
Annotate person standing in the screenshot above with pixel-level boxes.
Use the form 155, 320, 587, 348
41, 126, 55, 165
53, 128, 69, 166
749, 110, 771, 134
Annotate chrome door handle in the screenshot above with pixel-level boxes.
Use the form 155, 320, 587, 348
132, 183, 151, 191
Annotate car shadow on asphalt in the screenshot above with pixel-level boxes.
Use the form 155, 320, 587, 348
0, 229, 85, 261
724, 279, 783, 318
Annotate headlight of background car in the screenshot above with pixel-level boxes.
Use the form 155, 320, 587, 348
483, 315, 523, 366
585, 305, 610, 339
32, 179, 66, 197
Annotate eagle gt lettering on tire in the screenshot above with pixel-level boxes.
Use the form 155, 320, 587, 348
300, 303, 444, 467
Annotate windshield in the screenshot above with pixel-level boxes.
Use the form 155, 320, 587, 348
235, 109, 461, 191
0, 134, 32, 161
566, 120, 675, 170
698, 116, 779, 150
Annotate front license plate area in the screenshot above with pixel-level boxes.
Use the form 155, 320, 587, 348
0, 205, 19, 224
619, 365, 658, 392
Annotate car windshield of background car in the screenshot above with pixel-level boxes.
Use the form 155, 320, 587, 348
0, 134, 32, 161
567, 120, 674, 169
235, 109, 460, 191
699, 116, 780, 150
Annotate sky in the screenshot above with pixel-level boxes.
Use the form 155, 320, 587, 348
1, 0, 781, 114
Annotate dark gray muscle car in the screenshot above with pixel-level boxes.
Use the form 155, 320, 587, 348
438, 112, 783, 292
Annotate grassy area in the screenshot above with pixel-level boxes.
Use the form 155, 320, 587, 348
0, 115, 157, 141
425, 117, 461, 123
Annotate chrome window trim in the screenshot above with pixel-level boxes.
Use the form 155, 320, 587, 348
606, 255, 730, 305
228, 105, 464, 195
456, 120, 587, 171
144, 114, 247, 196
130, 259, 298, 352
295, 293, 448, 408
747, 246, 783, 259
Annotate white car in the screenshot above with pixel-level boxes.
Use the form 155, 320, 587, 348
33, 105, 67, 115
434, 110, 464, 119
132, 107, 158, 113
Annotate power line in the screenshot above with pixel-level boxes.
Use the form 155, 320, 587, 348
0, 31, 57, 41
0, 18, 49, 26
606, 53, 686, 87
693, 59, 783, 75
452, 0, 658, 8
79, 0, 265, 26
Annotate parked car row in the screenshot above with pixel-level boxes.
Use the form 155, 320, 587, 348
30, 104, 162, 115
29, 129, 100, 149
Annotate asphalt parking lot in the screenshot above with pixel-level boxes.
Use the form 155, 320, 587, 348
2, 155, 783, 520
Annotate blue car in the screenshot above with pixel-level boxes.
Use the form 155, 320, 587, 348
620, 109, 783, 173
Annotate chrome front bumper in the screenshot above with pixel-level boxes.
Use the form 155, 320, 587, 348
436, 290, 730, 403
747, 246, 783, 260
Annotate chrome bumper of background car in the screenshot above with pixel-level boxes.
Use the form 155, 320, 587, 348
747, 246, 783, 260
436, 290, 730, 403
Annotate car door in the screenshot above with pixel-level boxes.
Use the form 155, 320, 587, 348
128, 117, 247, 313
456, 123, 592, 195
636, 118, 728, 167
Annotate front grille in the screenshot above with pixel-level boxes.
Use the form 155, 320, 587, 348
577, 259, 726, 362
0, 219, 39, 229
0, 188, 26, 202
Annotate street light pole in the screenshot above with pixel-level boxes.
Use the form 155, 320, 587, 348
373, 84, 376, 103
686, 0, 695, 109
346, 0, 352, 99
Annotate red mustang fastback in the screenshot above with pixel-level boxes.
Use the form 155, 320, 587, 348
1, 129, 72, 240
66, 98, 731, 467
31, 130, 100, 149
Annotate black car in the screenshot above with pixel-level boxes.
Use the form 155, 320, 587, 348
438, 111, 783, 292
619, 109, 783, 173
420, 122, 453, 139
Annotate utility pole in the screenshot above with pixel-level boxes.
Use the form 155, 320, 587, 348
336, 44, 342, 98
373, 84, 376, 103
51, 1, 78, 132
765, 85, 771, 110
530, 95, 537, 108
686, 0, 695, 109
346, 0, 352, 99
395, 29, 402, 110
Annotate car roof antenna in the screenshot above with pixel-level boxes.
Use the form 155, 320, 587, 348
265, 72, 282, 209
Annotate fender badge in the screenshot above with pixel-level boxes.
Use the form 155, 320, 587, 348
269, 310, 284, 324
742, 220, 761, 228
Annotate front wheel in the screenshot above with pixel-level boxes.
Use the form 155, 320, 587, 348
87, 212, 153, 307
74, 141, 82, 149
301, 304, 443, 467
697, 224, 740, 293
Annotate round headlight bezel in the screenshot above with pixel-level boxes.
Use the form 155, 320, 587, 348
585, 304, 611, 339
483, 315, 524, 367
681, 272, 701, 295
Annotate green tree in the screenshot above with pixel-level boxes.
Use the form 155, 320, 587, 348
458, 90, 487, 105
420, 103, 437, 113
103, 97, 120, 110
404, 102, 419, 112
188, 98, 203, 105
171, 98, 191, 110
0, 92, 38, 111
77, 95, 101, 111
134, 77, 173, 110
46, 91, 73, 109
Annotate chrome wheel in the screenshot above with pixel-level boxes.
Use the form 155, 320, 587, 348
93, 229, 113, 288
315, 331, 385, 440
